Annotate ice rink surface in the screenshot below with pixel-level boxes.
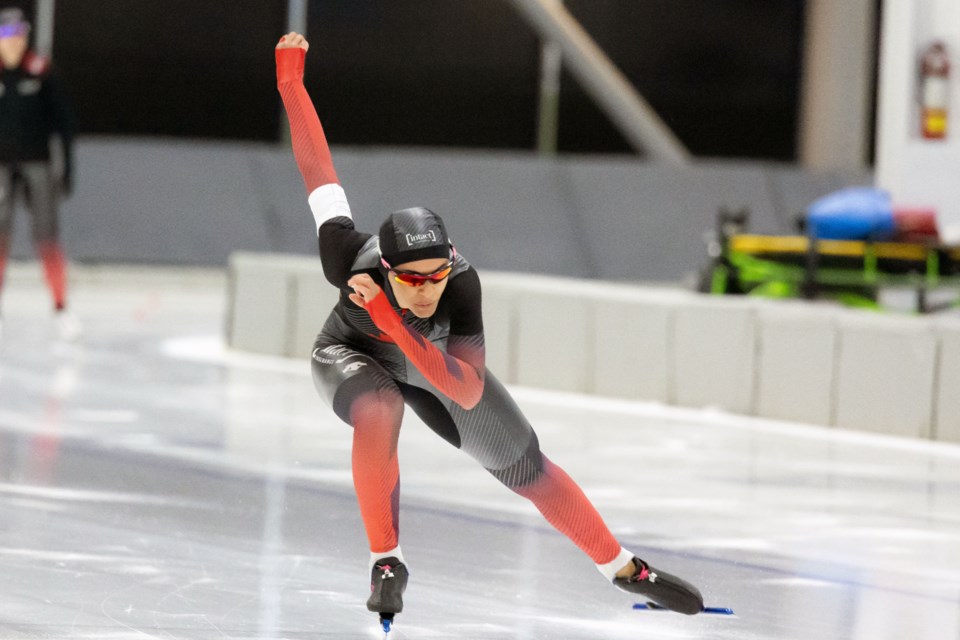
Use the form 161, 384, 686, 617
1, 264, 959, 640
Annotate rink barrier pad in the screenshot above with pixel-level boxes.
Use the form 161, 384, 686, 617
755, 304, 838, 426
671, 299, 757, 414
228, 252, 960, 443
833, 314, 937, 438
934, 321, 960, 443
590, 291, 676, 402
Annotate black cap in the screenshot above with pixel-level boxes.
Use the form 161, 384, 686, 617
379, 207, 451, 267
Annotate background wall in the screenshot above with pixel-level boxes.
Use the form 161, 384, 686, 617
6, 0, 811, 159
0, 1, 887, 282
7, 139, 869, 282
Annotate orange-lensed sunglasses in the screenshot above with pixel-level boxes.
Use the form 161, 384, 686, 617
380, 247, 457, 287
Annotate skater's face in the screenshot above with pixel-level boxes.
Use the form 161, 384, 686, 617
0, 33, 28, 69
387, 257, 451, 318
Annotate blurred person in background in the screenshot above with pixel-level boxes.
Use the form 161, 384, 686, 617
0, 7, 78, 341
275, 31, 705, 628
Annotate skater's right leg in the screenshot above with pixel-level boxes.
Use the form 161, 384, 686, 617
348, 388, 412, 616
311, 338, 409, 613
349, 387, 404, 555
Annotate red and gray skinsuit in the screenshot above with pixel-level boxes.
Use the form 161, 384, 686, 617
0, 51, 74, 312
276, 45, 631, 571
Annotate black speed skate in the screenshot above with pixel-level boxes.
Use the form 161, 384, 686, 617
367, 557, 408, 634
613, 557, 703, 615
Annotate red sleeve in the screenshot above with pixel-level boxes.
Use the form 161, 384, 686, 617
276, 47, 339, 193
364, 293, 485, 410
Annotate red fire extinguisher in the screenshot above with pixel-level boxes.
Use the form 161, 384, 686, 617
920, 40, 950, 140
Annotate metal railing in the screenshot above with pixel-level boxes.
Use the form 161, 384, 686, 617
511, 0, 690, 164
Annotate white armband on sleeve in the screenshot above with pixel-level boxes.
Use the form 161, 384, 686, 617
308, 183, 352, 233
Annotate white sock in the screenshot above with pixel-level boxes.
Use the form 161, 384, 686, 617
596, 547, 636, 582
369, 546, 406, 572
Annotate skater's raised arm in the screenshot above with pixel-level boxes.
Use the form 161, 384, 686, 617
277, 32, 368, 287
276, 32, 350, 234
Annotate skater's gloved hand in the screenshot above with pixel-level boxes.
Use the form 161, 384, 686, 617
347, 274, 382, 309
276, 32, 309, 84
276, 32, 309, 51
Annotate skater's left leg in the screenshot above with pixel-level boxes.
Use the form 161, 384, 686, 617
431, 372, 622, 564
510, 450, 624, 564
401, 380, 621, 563
444, 371, 703, 614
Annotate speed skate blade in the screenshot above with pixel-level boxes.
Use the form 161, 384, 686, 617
634, 601, 735, 615
380, 612, 394, 636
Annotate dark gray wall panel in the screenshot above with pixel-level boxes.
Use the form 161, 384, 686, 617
8, 138, 871, 281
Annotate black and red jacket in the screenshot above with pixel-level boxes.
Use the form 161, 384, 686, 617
0, 51, 74, 174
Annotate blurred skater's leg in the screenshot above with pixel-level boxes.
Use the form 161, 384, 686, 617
21, 162, 78, 340
21, 163, 68, 312
0, 165, 15, 335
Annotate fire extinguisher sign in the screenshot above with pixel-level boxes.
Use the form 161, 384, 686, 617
920, 40, 950, 140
